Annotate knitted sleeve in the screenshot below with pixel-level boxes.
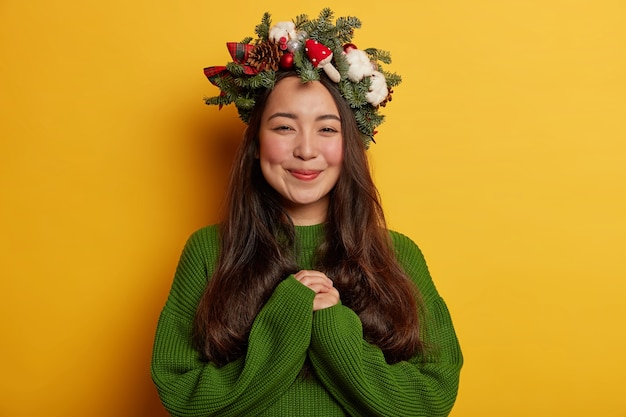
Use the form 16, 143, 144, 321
151, 227, 316, 417
308, 231, 463, 417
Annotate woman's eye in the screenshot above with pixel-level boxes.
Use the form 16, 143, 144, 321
273, 125, 293, 131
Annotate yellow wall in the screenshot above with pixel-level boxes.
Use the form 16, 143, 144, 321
1, 1, 624, 415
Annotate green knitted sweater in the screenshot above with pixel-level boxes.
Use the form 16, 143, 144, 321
151, 224, 462, 416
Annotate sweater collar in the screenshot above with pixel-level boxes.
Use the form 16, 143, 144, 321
294, 224, 325, 250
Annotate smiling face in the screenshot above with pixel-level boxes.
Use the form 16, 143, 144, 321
258, 76, 344, 225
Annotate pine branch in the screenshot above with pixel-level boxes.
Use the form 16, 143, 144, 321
318, 8, 334, 22
255, 12, 272, 40
293, 14, 309, 29
334, 16, 361, 44
364, 48, 393, 65
234, 96, 255, 110
334, 51, 350, 74
383, 71, 402, 88
226, 62, 245, 76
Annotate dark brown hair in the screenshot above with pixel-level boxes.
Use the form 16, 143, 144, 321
193, 71, 424, 366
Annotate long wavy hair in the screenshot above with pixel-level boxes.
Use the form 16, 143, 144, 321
193, 71, 425, 366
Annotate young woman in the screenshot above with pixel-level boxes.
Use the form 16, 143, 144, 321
151, 10, 462, 417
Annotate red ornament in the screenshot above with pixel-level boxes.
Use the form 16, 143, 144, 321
279, 52, 295, 69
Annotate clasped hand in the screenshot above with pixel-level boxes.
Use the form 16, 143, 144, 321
294, 270, 340, 311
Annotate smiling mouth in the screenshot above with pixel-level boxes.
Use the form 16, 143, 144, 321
289, 170, 321, 181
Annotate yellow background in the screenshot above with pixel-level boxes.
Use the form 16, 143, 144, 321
1, 0, 625, 415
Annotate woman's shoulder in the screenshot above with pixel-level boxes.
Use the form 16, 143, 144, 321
179, 224, 221, 261
186, 223, 220, 243
388, 229, 424, 257
387, 229, 429, 268
387, 229, 439, 296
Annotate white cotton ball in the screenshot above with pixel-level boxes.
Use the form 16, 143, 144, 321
268, 21, 297, 43
345, 48, 376, 82
365, 71, 389, 107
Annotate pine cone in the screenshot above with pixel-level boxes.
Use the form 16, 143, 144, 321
247, 41, 282, 72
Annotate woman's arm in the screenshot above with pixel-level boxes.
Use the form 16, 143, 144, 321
308, 232, 463, 417
151, 228, 315, 417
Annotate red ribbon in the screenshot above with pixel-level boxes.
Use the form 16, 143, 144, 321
204, 42, 258, 85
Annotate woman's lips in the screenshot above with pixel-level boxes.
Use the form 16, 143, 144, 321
289, 169, 321, 181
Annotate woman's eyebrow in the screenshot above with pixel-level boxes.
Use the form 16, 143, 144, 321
316, 114, 341, 122
267, 112, 296, 120
267, 112, 341, 122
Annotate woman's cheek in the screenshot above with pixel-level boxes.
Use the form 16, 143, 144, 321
323, 141, 344, 165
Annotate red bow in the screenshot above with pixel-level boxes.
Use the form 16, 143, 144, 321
204, 42, 258, 85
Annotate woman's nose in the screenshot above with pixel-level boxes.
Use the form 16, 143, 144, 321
293, 133, 318, 160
